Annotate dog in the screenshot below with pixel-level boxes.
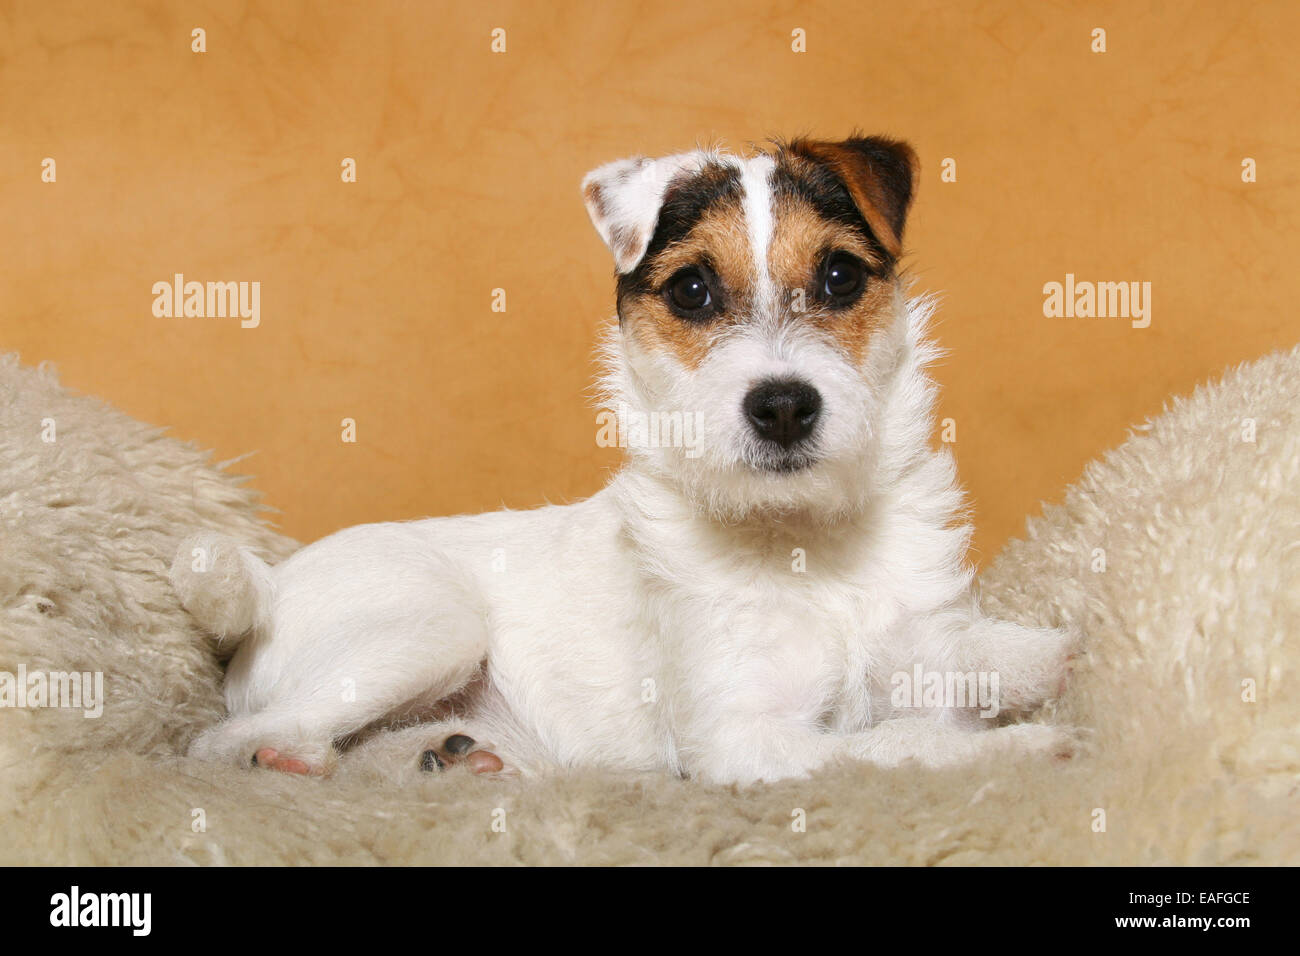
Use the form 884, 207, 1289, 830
171, 134, 1076, 785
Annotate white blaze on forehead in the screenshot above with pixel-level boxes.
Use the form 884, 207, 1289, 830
737, 154, 777, 313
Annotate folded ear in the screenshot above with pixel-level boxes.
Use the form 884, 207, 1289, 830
787, 136, 919, 258
581, 152, 711, 273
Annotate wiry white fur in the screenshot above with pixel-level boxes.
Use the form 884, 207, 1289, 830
739, 153, 777, 308
168, 533, 273, 640
581, 150, 716, 274
173, 148, 1076, 785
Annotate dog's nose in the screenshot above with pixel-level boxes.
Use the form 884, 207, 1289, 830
743, 380, 822, 448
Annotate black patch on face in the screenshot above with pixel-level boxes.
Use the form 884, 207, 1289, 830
616, 163, 743, 310
770, 159, 895, 274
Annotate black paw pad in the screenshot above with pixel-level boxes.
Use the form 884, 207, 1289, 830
419, 749, 445, 772
444, 734, 475, 755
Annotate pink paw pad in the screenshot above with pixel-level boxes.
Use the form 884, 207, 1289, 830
419, 734, 505, 775
252, 748, 322, 776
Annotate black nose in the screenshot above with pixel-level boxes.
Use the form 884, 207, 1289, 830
743, 380, 822, 448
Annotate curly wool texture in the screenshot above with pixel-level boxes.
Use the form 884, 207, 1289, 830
0, 350, 1296, 865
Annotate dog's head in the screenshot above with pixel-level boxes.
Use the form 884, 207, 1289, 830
584, 136, 921, 521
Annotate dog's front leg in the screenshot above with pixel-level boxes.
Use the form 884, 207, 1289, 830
686, 712, 1073, 785
684, 712, 844, 786
952, 612, 1078, 716
892, 605, 1077, 720
833, 716, 1074, 770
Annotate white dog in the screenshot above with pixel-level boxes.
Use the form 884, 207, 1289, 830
172, 135, 1075, 785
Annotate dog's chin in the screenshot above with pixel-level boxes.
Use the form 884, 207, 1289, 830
747, 450, 820, 475
672, 451, 870, 525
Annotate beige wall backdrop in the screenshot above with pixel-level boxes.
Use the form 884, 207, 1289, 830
2, 0, 1297, 562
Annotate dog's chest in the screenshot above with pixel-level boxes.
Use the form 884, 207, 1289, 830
642, 539, 880, 727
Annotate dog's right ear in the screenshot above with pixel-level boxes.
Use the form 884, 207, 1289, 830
581, 152, 709, 274
786, 136, 919, 260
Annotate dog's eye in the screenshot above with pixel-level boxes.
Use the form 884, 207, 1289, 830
820, 253, 866, 304
664, 268, 715, 317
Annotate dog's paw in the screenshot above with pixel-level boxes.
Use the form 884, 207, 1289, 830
995, 722, 1079, 762
973, 618, 1080, 714
418, 733, 510, 776
252, 747, 331, 776
188, 718, 337, 777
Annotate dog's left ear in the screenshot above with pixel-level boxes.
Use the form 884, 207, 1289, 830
788, 136, 919, 258
582, 152, 710, 274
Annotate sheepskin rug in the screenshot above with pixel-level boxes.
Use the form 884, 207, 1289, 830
1, 349, 1296, 865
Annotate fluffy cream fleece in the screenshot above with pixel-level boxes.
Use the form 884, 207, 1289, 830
0, 349, 1296, 865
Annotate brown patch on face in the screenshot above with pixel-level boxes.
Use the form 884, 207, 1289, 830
768, 197, 883, 281
768, 193, 898, 365
618, 195, 756, 370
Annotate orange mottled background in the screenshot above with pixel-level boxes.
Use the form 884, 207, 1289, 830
2, 0, 1297, 561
